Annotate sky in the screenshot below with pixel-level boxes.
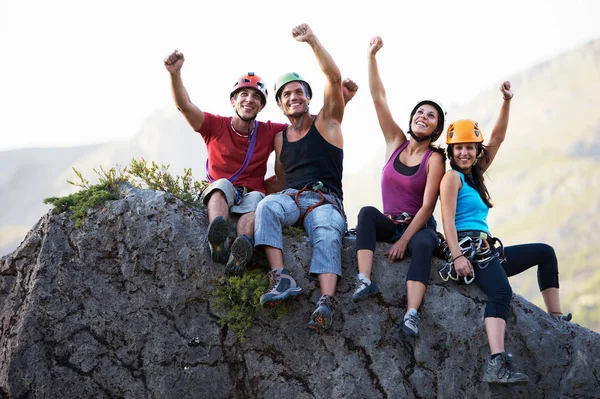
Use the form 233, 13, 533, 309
1, 0, 599, 154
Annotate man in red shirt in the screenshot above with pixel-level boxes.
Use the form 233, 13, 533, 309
165, 50, 286, 275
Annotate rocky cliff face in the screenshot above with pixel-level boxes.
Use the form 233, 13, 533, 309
1, 186, 598, 398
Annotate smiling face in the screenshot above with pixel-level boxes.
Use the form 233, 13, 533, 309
278, 81, 310, 117
451, 142, 478, 172
231, 88, 264, 120
410, 104, 439, 138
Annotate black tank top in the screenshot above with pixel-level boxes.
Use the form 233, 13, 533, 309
280, 121, 344, 200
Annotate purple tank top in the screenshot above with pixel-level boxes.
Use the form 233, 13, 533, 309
381, 141, 433, 217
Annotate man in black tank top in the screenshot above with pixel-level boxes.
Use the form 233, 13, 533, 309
254, 23, 358, 334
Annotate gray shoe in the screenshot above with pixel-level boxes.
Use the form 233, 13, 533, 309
226, 235, 253, 275
260, 268, 303, 307
400, 308, 419, 337
308, 295, 338, 334
352, 275, 380, 302
482, 352, 529, 385
207, 216, 230, 263
549, 312, 572, 322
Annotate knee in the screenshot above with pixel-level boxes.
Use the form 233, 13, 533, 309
357, 206, 379, 224
255, 196, 279, 218
539, 243, 557, 262
206, 189, 226, 203
491, 284, 513, 306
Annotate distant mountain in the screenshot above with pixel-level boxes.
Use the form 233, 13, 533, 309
1, 38, 599, 330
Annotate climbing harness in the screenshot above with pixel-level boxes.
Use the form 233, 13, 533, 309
286, 181, 344, 227
437, 231, 505, 285
383, 212, 412, 241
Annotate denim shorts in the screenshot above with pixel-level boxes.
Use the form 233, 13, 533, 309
200, 178, 265, 214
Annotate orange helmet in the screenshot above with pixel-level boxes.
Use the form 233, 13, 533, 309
230, 72, 268, 106
446, 119, 484, 144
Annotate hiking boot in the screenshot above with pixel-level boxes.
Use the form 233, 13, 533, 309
226, 235, 254, 275
482, 352, 529, 385
259, 268, 303, 307
207, 216, 230, 263
549, 312, 573, 322
352, 273, 380, 302
400, 308, 420, 337
308, 295, 338, 334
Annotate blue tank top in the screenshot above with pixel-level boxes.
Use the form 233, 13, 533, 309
280, 121, 344, 199
454, 171, 490, 232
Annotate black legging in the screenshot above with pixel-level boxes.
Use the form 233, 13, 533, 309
355, 206, 439, 285
475, 243, 559, 320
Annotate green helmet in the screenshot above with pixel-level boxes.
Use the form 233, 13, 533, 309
273, 72, 312, 101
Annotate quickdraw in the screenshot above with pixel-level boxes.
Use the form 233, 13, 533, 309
438, 232, 505, 285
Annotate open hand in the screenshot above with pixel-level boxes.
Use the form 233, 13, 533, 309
385, 237, 408, 263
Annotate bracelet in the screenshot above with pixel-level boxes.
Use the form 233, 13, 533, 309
452, 254, 465, 262
503, 94, 514, 101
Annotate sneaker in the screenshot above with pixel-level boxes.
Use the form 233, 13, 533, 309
207, 216, 230, 263
226, 235, 254, 275
549, 312, 573, 322
259, 268, 303, 307
482, 352, 529, 385
400, 308, 420, 337
308, 295, 338, 334
352, 273, 380, 302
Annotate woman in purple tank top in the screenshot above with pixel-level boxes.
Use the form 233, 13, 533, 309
352, 36, 446, 338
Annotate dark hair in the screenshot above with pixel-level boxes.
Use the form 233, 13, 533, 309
446, 143, 493, 208
430, 145, 447, 160
408, 101, 445, 142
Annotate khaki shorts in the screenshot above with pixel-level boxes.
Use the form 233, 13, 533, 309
200, 178, 265, 214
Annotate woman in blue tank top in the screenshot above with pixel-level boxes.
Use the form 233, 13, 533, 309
440, 81, 571, 386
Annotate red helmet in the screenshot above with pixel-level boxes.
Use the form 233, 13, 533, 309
230, 72, 268, 106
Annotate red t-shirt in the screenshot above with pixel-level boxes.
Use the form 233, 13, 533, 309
197, 112, 288, 194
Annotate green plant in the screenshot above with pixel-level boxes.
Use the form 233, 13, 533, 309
283, 225, 305, 238
212, 269, 269, 342
43, 166, 127, 227
128, 158, 204, 205
44, 159, 205, 227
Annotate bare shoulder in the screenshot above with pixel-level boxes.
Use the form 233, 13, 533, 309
441, 169, 461, 185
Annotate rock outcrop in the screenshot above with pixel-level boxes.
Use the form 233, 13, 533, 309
1, 185, 598, 398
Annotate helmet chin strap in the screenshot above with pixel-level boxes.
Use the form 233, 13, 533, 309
235, 107, 254, 122
280, 102, 310, 129
408, 130, 432, 143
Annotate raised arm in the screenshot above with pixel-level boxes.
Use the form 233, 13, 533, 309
368, 37, 405, 154
293, 24, 344, 126
164, 50, 205, 131
479, 81, 513, 172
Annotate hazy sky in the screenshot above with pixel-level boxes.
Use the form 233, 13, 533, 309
1, 0, 599, 153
